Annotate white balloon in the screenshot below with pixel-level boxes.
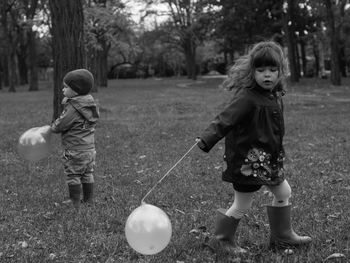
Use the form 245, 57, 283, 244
125, 204, 172, 255
18, 126, 51, 162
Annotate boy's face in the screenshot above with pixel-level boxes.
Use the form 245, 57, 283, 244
254, 66, 279, 91
62, 83, 77, 98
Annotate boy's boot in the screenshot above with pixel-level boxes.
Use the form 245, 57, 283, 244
68, 184, 81, 210
206, 208, 246, 254
267, 205, 312, 249
82, 183, 94, 204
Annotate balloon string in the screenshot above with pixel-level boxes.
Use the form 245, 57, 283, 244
141, 140, 199, 204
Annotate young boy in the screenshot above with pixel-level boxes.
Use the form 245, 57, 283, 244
50, 69, 99, 209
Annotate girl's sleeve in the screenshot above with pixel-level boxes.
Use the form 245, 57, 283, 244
51, 103, 78, 133
199, 95, 254, 152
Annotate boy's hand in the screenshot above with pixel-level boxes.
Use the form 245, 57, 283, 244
38, 125, 52, 137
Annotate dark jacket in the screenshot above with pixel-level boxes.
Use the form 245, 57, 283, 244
199, 86, 285, 186
51, 95, 99, 150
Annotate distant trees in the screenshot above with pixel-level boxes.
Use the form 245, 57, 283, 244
0, 0, 349, 92
140, 0, 350, 85
1, 0, 20, 92
24, 0, 40, 91
0, 0, 41, 92
142, 0, 214, 80
211, 0, 283, 64
303, 0, 349, 85
324, 0, 347, 85
0, 0, 131, 95
84, 0, 131, 88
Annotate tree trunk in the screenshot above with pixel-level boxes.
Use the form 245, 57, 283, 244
300, 38, 307, 77
8, 51, 17, 92
28, 28, 39, 91
338, 1, 347, 78
2, 55, 9, 87
87, 48, 99, 92
1, 1, 17, 91
96, 51, 102, 89
17, 28, 28, 85
17, 52, 28, 85
339, 43, 347, 77
25, 0, 40, 91
318, 32, 326, 78
0, 59, 3, 90
325, 0, 341, 85
284, 0, 299, 83
49, 0, 86, 119
99, 41, 110, 87
295, 40, 301, 78
8, 11, 18, 93
312, 36, 319, 77
100, 49, 108, 87
182, 32, 197, 80
0, 2, 9, 87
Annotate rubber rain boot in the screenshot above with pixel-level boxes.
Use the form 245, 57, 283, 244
68, 184, 81, 210
267, 205, 312, 249
206, 208, 246, 254
82, 183, 94, 204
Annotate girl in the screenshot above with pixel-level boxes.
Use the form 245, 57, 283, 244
197, 41, 311, 253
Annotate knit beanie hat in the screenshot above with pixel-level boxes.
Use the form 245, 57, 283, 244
63, 69, 94, 95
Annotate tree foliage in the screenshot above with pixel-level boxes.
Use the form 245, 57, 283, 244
0, 0, 349, 91
84, 0, 131, 87
211, 0, 284, 64
140, 0, 215, 79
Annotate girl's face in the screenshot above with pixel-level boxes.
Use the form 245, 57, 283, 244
62, 83, 77, 98
254, 66, 279, 91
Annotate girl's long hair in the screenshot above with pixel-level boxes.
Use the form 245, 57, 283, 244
222, 41, 289, 93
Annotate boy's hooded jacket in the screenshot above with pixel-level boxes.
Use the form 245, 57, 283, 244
199, 85, 285, 186
51, 95, 99, 150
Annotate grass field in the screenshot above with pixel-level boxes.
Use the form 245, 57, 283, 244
0, 77, 349, 262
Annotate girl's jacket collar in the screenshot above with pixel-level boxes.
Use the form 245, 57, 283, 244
252, 83, 285, 98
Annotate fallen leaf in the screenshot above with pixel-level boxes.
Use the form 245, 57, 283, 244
329, 178, 343, 184
175, 208, 185, 214
327, 212, 341, 220
43, 212, 55, 220
284, 249, 294, 255
19, 241, 28, 248
198, 226, 207, 232
189, 229, 199, 235
133, 180, 142, 184
229, 258, 242, 263
323, 253, 346, 262
105, 257, 116, 263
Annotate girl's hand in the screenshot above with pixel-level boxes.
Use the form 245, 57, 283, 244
196, 138, 207, 151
